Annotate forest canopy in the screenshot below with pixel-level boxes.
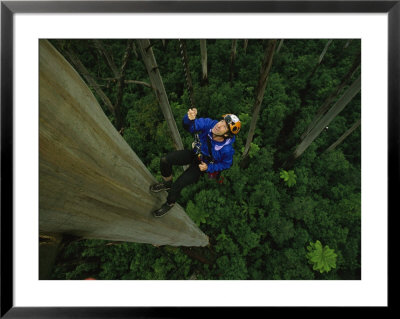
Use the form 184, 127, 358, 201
48, 39, 361, 280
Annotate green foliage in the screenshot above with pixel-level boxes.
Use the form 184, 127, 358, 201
306, 240, 338, 273
50, 39, 361, 281
241, 142, 260, 158
280, 169, 297, 187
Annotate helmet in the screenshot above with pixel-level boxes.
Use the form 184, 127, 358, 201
222, 114, 241, 135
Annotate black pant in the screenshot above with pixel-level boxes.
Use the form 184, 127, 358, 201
160, 150, 203, 204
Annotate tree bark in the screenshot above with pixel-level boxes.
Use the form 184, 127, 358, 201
199, 39, 208, 85
241, 39, 277, 163
325, 118, 361, 152
286, 75, 361, 166
136, 39, 185, 151
39, 40, 208, 247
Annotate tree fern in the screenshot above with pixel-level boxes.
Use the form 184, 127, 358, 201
280, 169, 297, 187
306, 240, 337, 273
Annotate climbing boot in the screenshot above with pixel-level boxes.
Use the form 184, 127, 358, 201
153, 202, 174, 218
150, 181, 172, 193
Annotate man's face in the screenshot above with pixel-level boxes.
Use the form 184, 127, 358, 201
212, 120, 229, 136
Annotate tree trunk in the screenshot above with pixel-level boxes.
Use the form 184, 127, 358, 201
325, 118, 361, 152
229, 40, 237, 87
92, 40, 120, 78
113, 40, 133, 131
61, 47, 115, 116
136, 39, 185, 150
199, 39, 208, 85
286, 75, 361, 166
276, 39, 284, 54
318, 39, 333, 64
243, 39, 248, 54
39, 233, 63, 279
301, 39, 333, 96
39, 40, 208, 247
300, 53, 361, 140
241, 39, 277, 163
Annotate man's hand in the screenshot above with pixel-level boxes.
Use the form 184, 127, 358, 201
199, 161, 208, 171
188, 108, 197, 120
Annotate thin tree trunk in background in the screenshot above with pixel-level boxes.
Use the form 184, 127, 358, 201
276, 39, 284, 54
243, 39, 248, 54
318, 39, 333, 64
285, 75, 361, 167
131, 41, 139, 58
229, 40, 237, 87
301, 53, 361, 140
241, 39, 277, 163
114, 40, 133, 131
62, 47, 115, 116
136, 39, 185, 151
200, 39, 208, 85
343, 39, 353, 50
92, 40, 120, 78
303, 39, 333, 90
326, 118, 361, 152
39, 40, 208, 247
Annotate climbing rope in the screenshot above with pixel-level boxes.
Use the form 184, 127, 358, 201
178, 40, 223, 184
178, 39, 196, 110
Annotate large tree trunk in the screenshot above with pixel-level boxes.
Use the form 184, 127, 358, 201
325, 118, 361, 152
241, 39, 277, 164
199, 39, 208, 85
136, 39, 185, 150
39, 40, 208, 247
285, 75, 361, 168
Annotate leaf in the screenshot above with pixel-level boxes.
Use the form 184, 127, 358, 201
306, 240, 338, 273
280, 169, 297, 187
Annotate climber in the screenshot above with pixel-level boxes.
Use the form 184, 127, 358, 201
150, 108, 241, 217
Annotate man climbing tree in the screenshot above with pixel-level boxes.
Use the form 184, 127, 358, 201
150, 108, 241, 217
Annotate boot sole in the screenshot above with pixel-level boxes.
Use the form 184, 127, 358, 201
149, 187, 170, 193
153, 211, 169, 218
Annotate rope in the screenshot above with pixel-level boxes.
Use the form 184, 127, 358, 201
178, 39, 196, 109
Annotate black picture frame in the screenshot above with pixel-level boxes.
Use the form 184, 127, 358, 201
1, 0, 395, 317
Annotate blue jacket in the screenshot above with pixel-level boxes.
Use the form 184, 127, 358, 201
183, 114, 235, 173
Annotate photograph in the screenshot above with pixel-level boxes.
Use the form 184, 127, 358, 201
39, 38, 361, 281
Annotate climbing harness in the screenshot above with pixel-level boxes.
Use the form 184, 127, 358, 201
191, 128, 223, 183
